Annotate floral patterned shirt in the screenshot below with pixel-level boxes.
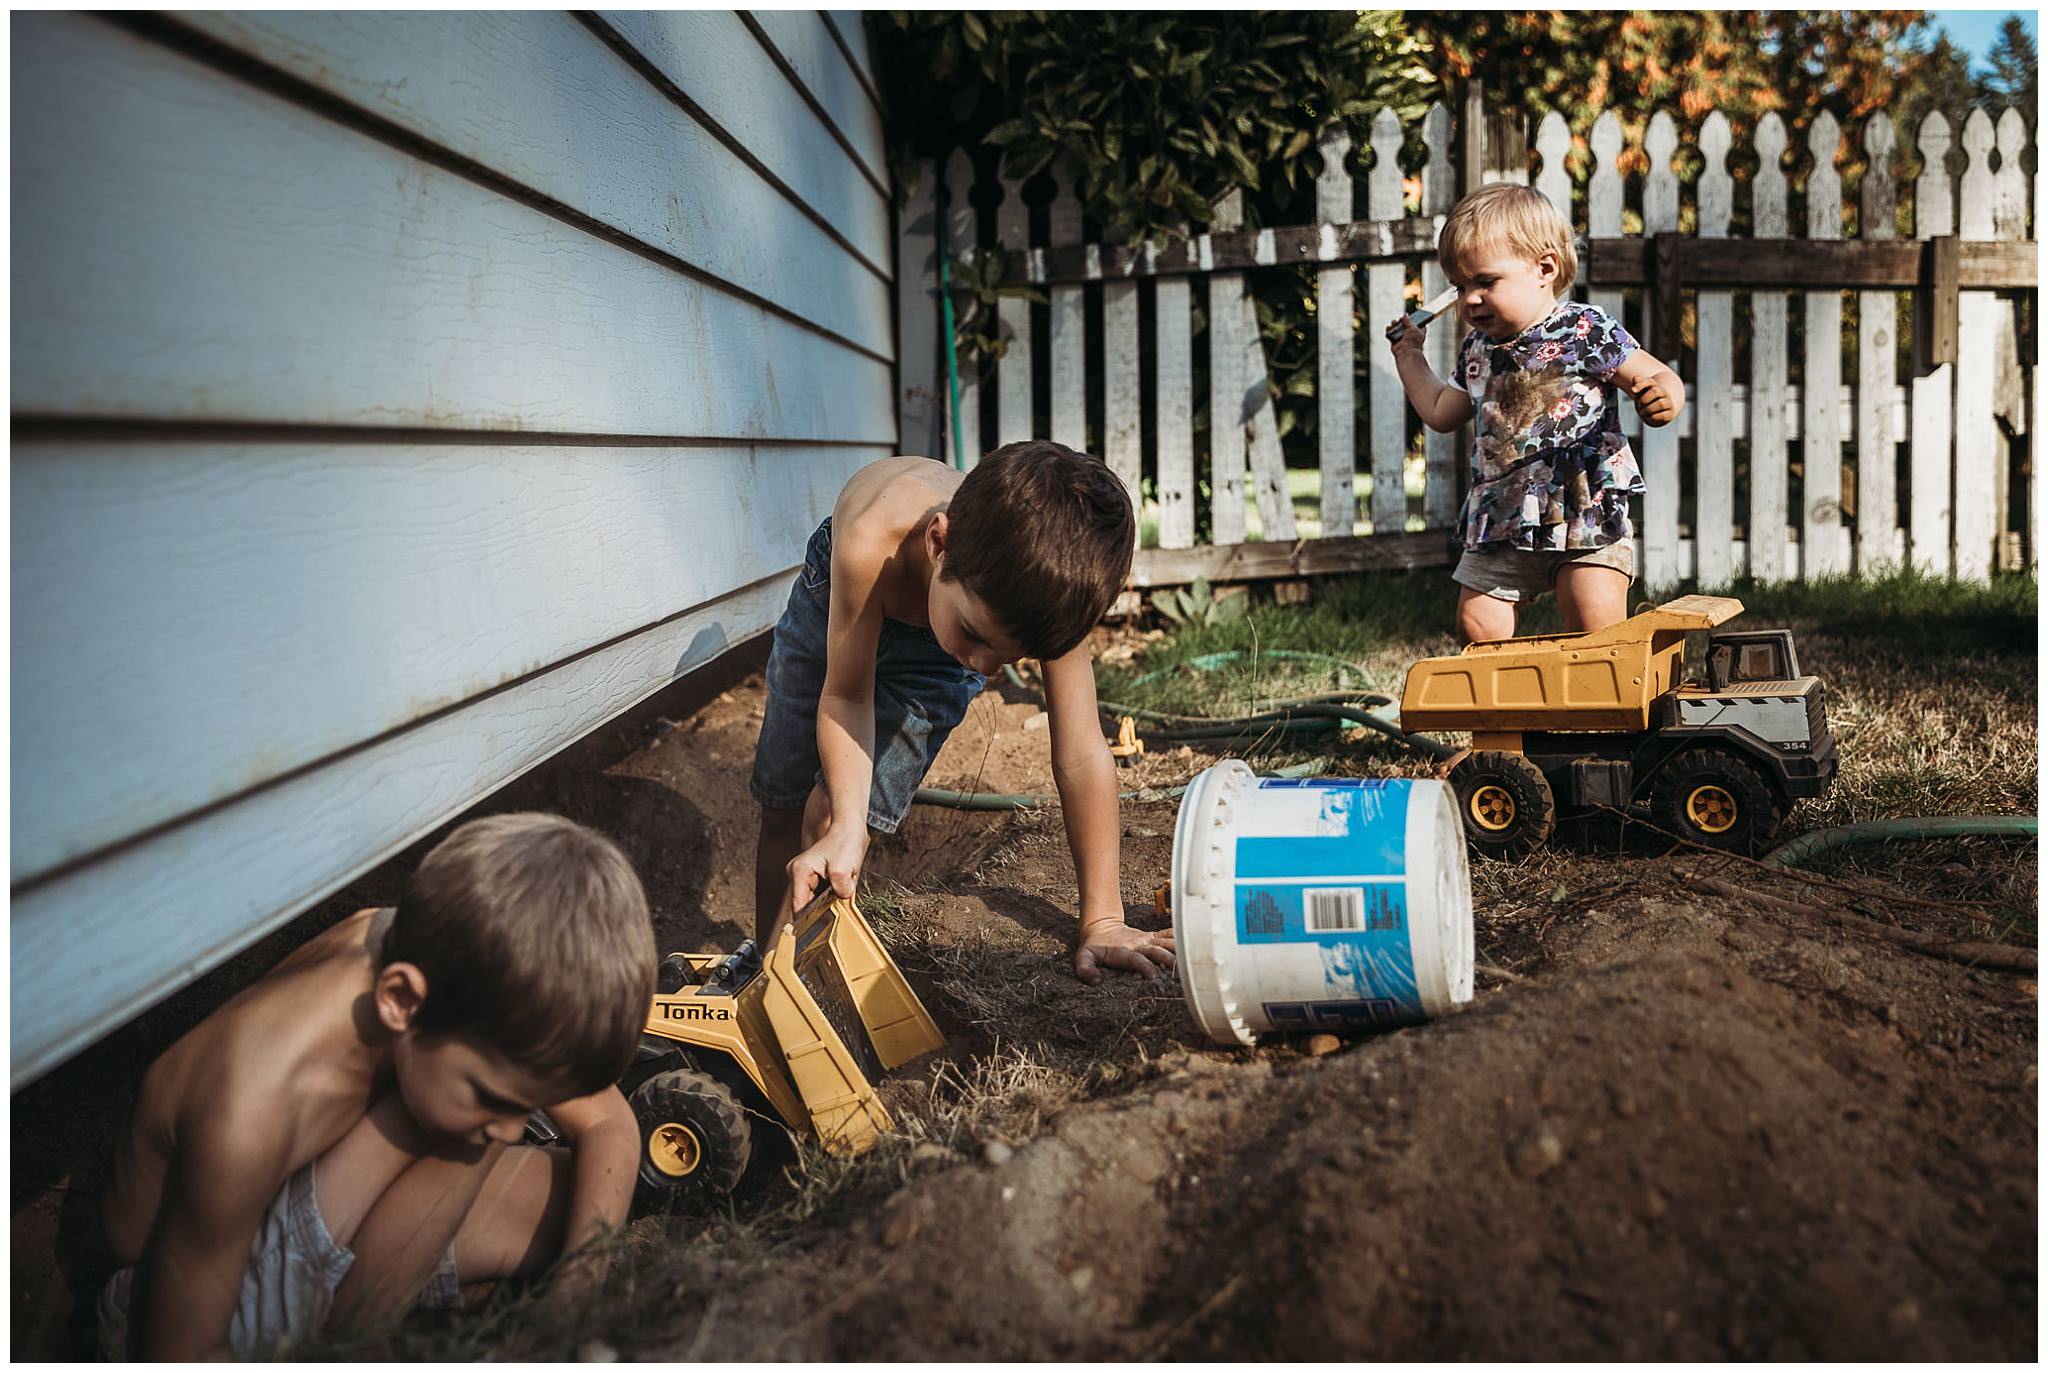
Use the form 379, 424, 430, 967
1449, 300, 1643, 551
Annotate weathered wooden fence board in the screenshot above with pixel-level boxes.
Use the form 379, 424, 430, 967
11, 14, 894, 441
1049, 178, 1087, 451
1366, 110, 1407, 533
1640, 113, 1682, 587
1910, 113, 1957, 576
995, 174, 1034, 445
1750, 113, 1793, 583
1694, 113, 1736, 588
1954, 110, 2001, 581
1857, 114, 1902, 571
1210, 191, 1252, 546
1315, 134, 1357, 539
1156, 262, 1196, 549
1803, 113, 1848, 577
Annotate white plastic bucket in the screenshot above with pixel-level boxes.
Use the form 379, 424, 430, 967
1171, 760, 1474, 1046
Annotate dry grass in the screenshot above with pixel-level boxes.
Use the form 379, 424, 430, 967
324, 567, 2037, 1359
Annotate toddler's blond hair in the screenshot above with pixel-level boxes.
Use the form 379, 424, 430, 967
1438, 184, 1577, 295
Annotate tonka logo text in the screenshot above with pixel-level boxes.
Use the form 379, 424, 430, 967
659, 1001, 734, 1022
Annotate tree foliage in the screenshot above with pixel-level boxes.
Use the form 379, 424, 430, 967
1982, 16, 2039, 126
868, 11, 1432, 244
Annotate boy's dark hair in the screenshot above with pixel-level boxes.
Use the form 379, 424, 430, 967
941, 440, 1135, 659
383, 812, 655, 1095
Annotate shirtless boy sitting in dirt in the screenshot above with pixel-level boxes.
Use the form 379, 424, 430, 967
98, 812, 656, 1359
752, 441, 1174, 985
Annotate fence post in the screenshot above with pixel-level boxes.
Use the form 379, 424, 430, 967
1315, 129, 1356, 539
1857, 114, 1901, 573
1991, 108, 2030, 571
1751, 114, 1792, 583
1909, 113, 1955, 576
1461, 79, 1487, 198
1954, 108, 1998, 582
1423, 103, 1461, 529
1367, 108, 1407, 533
896, 159, 942, 460
1208, 189, 1250, 547
1238, 283, 1295, 540
1048, 174, 1086, 452
995, 172, 1034, 445
1156, 235, 1196, 550
1802, 112, 1847, 579
943, 149, 982, 469
1694, 112, 1735, 588
1640, 112, 1681, 589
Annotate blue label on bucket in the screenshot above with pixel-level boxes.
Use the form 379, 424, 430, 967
1232, 781, 1422, 1012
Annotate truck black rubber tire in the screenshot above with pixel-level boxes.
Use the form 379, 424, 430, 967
630, 1068, 753, 1199
1449, 751, 1557, 859
1649, 747, 1785, 853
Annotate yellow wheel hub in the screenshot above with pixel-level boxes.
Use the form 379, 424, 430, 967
1686, 784, 1739, 834
1469, 783, 1517, 832
647, 1121, 703, 1178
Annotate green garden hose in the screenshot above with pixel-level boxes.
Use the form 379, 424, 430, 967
911, 651, 1454, 812
1000, 657, 1453, 760
1763, 816, 2039, 868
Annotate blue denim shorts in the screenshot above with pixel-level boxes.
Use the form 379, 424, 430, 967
749, 518, 986, 834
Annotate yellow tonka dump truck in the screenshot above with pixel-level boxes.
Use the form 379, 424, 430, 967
1400, 595, 1838, 857
533, 891, 943, 1200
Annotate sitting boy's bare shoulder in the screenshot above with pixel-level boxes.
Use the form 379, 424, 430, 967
138, 910, 386, 1153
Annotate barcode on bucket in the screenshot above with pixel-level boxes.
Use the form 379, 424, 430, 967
1303, 887, 1365, 932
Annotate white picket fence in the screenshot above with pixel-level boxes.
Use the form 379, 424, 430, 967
894, 101, 2036, 588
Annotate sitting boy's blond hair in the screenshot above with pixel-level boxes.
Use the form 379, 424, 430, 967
1438, 183, 1577, 295
380, 812, 655, 1094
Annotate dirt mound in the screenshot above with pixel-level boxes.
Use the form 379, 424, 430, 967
627, 879, 2035, 1361
13, 644, 2036, 1361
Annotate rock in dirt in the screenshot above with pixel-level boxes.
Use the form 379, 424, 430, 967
1305, 1033, 1342, 1057
1630, 1185, 1668, 1221
577, 1339, 619, 1362
1508, 1125, 1566, 1179
983, 1140, 1015, 1166
911, 1142, 954, 1167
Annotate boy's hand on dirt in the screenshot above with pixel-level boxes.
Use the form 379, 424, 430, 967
1386, 316, 1427, 358
1628, 371, 1678, 425
788, 825, 868, 908
1073, 920, 1175, 985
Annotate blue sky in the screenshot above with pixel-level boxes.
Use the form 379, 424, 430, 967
1928, 9, 2036, 71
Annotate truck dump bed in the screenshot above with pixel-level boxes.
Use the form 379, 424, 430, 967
1401, 595, 1745, 734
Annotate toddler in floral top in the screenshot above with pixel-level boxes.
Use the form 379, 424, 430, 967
1388, 184, 1684, 643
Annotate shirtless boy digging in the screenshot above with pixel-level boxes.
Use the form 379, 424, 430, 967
751, 441, 1173, 984
98, 812, 656, 1359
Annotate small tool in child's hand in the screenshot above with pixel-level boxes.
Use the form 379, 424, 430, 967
1385, 285, 1460, 341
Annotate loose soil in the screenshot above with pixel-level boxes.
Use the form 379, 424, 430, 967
11, 628, 2038, 1361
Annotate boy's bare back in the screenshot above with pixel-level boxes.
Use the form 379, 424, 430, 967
830, 456, 964, 618
102, 907, 393, 1268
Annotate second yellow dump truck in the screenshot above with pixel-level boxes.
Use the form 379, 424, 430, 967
1400, 595, 1838, 857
